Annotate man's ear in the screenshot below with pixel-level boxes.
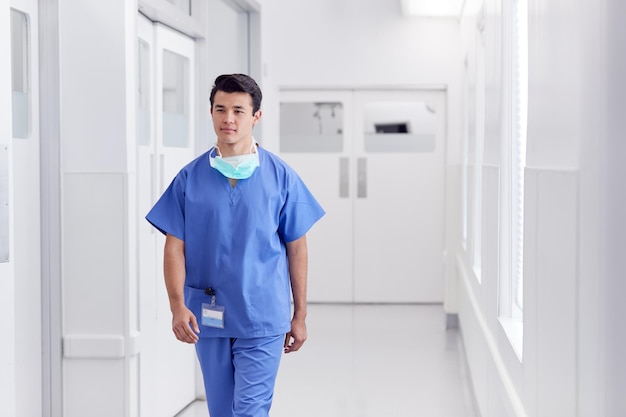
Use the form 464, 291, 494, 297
253, 110, 262, 125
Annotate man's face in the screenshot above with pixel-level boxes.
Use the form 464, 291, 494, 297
211, 90, 261, 149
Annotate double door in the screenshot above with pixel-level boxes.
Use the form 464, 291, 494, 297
279, 89, 446, 303
136, 15, 197, 417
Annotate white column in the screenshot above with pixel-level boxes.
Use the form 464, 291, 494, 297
59, 1, 139, 416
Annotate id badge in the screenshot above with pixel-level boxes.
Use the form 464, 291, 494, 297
202, 303, 225, 329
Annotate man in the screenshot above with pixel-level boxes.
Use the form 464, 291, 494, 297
146, 74, 325, 417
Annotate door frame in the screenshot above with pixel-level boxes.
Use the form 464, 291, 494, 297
38, 0, 64, 415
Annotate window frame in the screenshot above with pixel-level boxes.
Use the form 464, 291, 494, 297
498, 0, 528, 360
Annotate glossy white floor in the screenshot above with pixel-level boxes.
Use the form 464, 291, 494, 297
177, 304, 478, 417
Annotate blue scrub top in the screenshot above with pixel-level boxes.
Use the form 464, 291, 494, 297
146, 146, 325, 338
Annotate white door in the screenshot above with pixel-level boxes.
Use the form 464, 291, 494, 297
279, 91, 355, 302
137, 15, 197, 417
352, 90, 446, 302
279, 89, 446, 303
10, 1, 42, 416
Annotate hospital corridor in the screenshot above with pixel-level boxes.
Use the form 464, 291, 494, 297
1, 1, 625, 417
179, 304, 477, 417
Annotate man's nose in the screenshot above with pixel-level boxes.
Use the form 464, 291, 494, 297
224, 110, 236, 123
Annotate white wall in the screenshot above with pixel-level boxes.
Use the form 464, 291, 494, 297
58, 1, 140, 416
456, 0, 620, 416
0, 2, 16, 417
260, 0, 464, 160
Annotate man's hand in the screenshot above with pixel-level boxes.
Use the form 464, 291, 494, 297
284, 316, 307, 353
285, 235, 308, 353
164, 234, 198, 343
171, 304, 200, 344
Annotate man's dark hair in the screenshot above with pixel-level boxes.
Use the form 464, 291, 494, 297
210, 74, 262, 113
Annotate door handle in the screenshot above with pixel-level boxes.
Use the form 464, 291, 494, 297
357, 157, 367, 198
339, 157, 349, 198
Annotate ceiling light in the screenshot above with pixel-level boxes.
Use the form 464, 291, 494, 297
400, 0, 466, 17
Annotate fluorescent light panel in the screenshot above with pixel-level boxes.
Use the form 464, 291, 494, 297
401, 0, 465, 17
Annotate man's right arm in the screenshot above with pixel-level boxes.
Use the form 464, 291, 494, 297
164, 234, 199, 344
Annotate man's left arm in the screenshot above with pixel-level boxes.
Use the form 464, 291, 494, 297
284, 234, 308, 353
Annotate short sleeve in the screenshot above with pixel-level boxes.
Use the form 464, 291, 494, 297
278, 175, 325, 243
145, 171, 187, 240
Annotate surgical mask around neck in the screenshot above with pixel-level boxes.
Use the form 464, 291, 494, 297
209, 141, 259, 179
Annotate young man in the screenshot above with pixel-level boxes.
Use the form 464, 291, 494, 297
146, 74, 325, 417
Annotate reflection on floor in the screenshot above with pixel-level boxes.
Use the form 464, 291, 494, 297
177, 304, 477, 417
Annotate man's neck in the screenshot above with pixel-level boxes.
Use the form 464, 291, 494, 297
217, 137, 254, 157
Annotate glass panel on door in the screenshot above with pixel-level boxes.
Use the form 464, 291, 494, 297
137, 39, 151, 147
162, 50, 189, 148
363, 101, 437, 153
11, 9, 29, 139
280, 102, 344, 153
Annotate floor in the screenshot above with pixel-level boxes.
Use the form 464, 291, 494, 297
177, 304, 478, 417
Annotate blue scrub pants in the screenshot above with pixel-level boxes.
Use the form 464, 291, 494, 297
195, 335, 284, 417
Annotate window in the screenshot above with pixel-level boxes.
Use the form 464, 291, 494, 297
499, 0, 528, 359
462, 8, 486, 281
511, 0, 528, 319
461, 70, 469, 250
471, 14, 486, 280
